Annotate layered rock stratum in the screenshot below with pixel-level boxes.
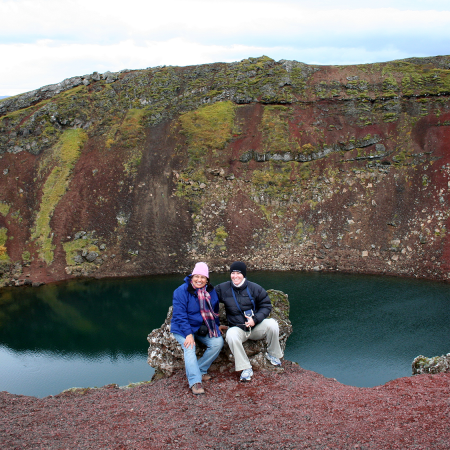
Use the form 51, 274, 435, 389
2, 55, 450, 286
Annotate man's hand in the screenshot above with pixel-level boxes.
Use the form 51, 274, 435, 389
245, 317, 255, 328
219, 325, 229, 334
184, 334, 195, 349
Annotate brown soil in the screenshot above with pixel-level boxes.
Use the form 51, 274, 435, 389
1, 361, 449, 449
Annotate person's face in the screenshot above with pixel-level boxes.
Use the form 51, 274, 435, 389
230, 271, 244, 285
192, 274, 208, 289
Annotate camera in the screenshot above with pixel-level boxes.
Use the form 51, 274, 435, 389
197, 324, 209, 336
244, 309, 254, 319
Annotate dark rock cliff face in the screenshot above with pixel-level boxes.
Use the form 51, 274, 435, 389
1, 55, 450, 286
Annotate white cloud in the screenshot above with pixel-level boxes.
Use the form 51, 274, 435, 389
3, 1, 450, 43
1, 0, 450, 95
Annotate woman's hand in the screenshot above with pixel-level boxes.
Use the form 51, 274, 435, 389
219, 325, 229, 334
184, 334, 195, 349
245, 317, 255, 328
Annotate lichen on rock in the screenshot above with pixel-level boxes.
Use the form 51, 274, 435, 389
412, 353, 450, 375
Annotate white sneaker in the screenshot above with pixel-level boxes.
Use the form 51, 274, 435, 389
240, 368, 253, 382
265, 353, 282, 366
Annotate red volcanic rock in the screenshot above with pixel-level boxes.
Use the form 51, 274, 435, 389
3, 57, 450, 286
1, 362, 449, 449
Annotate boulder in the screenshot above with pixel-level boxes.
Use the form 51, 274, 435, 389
412, 353, 450, 375
147, 289, 292, 377
85, 251, 99, 262
73, 255, 84, 264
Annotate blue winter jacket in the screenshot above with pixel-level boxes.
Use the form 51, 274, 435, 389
170, 276, 221, 338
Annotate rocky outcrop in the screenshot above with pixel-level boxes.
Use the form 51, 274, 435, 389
147, 289, 292, 376
412, 353, 450, 374
0, 71, 122, 117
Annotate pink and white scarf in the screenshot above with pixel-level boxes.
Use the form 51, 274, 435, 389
193, 284, 219, 338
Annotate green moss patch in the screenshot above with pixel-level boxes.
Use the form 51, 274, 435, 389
117, 109, 145, 145
382, 60, 450, 97
63, 238, 99, 266
209, 226, 228, 251
180, 101, 236, 167
0, 227, 9, 261
21, 251, 31, 262
175, 101, 236, 202
31, 129, 87, 264
0, 202, 10, 216
252, 161, 294, 198
119, 110, 145, 175
260, 105, 299, 154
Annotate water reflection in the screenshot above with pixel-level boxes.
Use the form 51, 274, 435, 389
0, 346, 151, 398
0, 272, 449, 397
0, 276, 179, 355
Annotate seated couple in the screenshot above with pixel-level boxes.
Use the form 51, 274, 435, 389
170, 261, 283, 395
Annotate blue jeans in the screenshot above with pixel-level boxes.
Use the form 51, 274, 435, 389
172, 332, 224, 387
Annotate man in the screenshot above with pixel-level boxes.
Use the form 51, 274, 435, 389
215, 261, 283, 382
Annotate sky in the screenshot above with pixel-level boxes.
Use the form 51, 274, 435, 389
1, 0, 450, 96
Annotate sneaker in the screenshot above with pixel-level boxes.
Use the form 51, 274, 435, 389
240, 368, 253, 382
191, 383, 205, 395
266, 353, 282, 366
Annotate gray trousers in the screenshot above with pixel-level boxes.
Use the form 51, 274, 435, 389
225, 318, 283, 371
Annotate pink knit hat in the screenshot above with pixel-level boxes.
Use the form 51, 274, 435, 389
191, 262, 209, 279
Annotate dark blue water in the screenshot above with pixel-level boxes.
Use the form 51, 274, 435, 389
0, 272, 448, 397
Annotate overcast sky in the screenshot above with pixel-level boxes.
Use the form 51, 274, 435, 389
1, 0, 450, 96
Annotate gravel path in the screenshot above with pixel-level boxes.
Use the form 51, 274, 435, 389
1, 362, 449, 449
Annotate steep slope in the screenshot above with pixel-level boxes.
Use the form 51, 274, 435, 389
1, 55, 450, 286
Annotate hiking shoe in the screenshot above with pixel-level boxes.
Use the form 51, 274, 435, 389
240, 368, 253, 382
266, 353, 282, 366
191, 383, 205, 395
202, 374, 212, 381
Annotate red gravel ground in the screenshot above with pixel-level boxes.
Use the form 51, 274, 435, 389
1, 361, 449, 450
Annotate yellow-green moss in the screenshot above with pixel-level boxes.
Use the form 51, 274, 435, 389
0, 228, 9, 261
119, 109, 145, 141
175, 169, 208, 201
1, 99, 51, 124
383, 112, 398, 123
301, 144, 315, 156
0, 202, 10, 216
179, 101, 235, 167
63, 239, 99, 266
104, 110, 146, 174
260, 105, 298, 154
295, 221, 315, 242
22, 251, 31, 262
382, 61, 450, 96
58, 85, 86, 98
299, 162, 312, 180
252, 162, 293, 198
31, 129, 87, 263
209, 226, 228, 251
123, 150, 142, 176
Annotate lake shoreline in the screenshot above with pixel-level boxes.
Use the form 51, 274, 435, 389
3, 263, 450, 293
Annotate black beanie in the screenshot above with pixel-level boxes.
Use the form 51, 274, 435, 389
230, 261, 247, 277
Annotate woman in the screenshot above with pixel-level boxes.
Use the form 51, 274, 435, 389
170, 262, 224, 395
